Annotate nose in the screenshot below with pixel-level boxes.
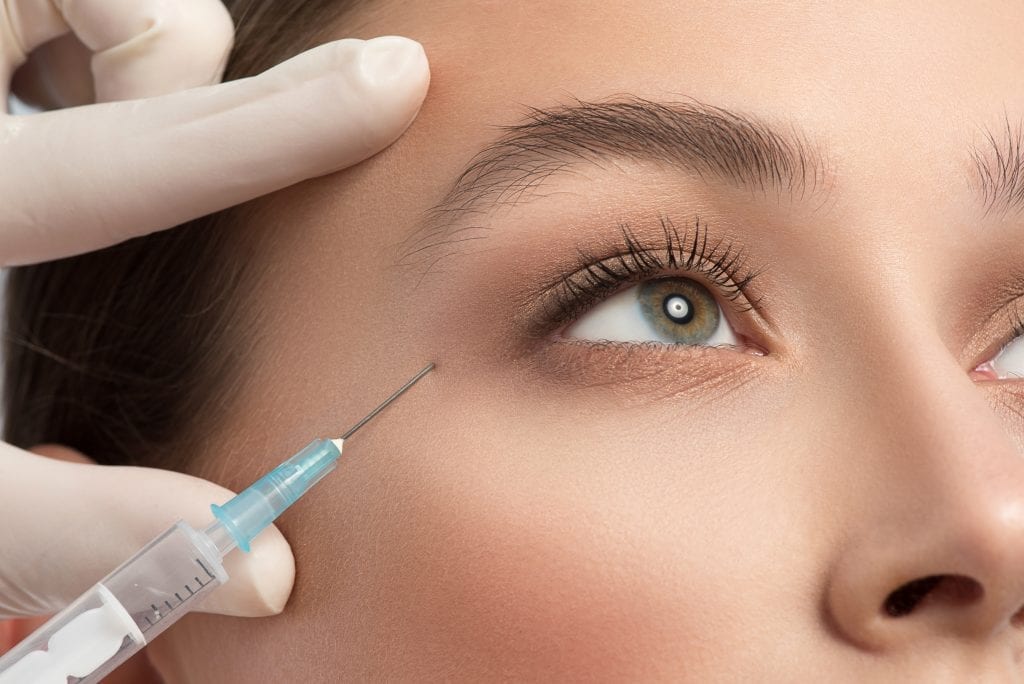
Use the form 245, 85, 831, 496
824, 351, 1024, 652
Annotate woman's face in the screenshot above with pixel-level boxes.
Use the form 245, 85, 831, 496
150, 1, 1024, 679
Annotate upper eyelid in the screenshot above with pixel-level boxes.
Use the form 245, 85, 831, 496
554, 257, 755, 336
528, 216, 771, 340
558, 217, 765, 310
551, 250, 754, 313
969, 299, 1024, 372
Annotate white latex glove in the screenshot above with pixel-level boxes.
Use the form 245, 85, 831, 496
0, 0, 430, 619
0, 0, 430, 266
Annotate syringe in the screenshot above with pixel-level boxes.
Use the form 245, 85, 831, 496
0, 363, 434, 684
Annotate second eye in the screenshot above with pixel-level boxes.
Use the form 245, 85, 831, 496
563, 277, 740, 347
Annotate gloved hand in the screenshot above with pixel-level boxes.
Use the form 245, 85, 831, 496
0, 0, 429, 625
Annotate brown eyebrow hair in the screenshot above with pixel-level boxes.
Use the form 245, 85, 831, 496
971, 115, 1024, 216
399, 96, 830, 268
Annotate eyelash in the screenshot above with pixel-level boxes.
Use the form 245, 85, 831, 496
1010, 304, 1024, 341
993, 303, 1024, 364
536, 215, 766, 333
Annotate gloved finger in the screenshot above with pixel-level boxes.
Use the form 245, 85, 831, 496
0, 35, 430, 267
0, 441, 295, 619
1, 0, 232, 103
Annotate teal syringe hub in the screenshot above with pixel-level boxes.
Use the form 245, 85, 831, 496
210, 438, 342, 552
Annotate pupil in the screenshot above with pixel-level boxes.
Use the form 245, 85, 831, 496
663, 294, 694, 324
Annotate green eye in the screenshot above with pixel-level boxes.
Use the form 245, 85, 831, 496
565, 276, 739, 347
637, 278, 721, 345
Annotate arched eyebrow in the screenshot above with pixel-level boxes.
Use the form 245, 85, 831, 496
971, 116, 1024, 216
429, 96, 830, 219
401, 96, 831, 265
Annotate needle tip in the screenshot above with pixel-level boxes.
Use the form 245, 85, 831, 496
337, 362, 435, 440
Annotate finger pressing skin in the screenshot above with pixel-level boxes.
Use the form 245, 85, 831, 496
0, 36, 431, 266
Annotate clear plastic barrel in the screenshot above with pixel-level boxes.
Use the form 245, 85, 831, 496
0, 521, 226, 684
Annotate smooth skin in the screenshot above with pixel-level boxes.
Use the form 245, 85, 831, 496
0, 0, 430, 680
138, 1, 1024, 680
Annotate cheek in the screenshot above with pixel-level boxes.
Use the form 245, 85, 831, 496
306, 441, 699, 678
291, 402, 805, 678
353, 464, 681, 677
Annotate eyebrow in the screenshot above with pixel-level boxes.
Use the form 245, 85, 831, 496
400, 96, 829, 265
971, 116, 1024, 216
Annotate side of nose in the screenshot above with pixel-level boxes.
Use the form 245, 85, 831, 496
824, 350, 1024, 652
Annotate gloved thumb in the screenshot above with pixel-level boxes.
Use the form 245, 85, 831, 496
0, 441, 294, 620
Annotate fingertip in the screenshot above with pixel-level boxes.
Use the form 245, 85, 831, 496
256, 36, 431, 170
358, 36, 430, 95
200, 523, 295, 618
356, 35, 431, 138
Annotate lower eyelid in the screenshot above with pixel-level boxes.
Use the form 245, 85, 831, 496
550, 336, 767, 361
523, 338, 771, 402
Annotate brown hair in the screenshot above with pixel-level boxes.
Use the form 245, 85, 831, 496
3, 0, 361, 470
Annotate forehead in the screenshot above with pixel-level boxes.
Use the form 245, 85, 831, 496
346, 2, 1024, 205
354, 1, 1024, 121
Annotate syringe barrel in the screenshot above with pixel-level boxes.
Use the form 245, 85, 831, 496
0, 521, 226, 684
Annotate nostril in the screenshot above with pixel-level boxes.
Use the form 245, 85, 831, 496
884, 575, 943, 617
883, 575, 982, 617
